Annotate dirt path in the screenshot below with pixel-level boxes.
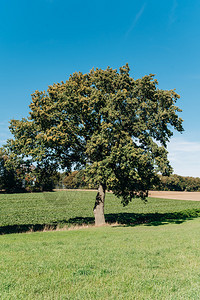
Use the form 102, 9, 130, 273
149, 191, 200, 201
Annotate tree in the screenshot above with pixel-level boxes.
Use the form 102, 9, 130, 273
62, 170, 93, 189
7, 64, 183, 225
0, 148, 25, 192
153, 174, 200, 192
0, 146, 59, 192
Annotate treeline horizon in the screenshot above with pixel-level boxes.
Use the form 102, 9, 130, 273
62, 171, 200, 193
1, 151, 200, 193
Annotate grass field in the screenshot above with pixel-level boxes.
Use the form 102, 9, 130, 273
1, 191, 200, 299
1, 191, 200, 234
1, 218, 200, 299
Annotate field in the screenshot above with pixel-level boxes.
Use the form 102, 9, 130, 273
149, 191, 200, 201
1, 191, 200, 299
1, 191, 200, 234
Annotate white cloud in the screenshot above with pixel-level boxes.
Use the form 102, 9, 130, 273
169, 0, 178, 26
125, 3, 146, 38
167, 137, 200, 177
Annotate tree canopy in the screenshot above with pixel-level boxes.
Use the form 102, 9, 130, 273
6, 64, 183, 225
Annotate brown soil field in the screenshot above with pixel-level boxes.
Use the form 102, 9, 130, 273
149, 191, 200, 201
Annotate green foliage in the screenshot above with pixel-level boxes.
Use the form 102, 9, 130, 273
62, 170, 96, 189
7, 64, 183, 204
63, 171, 82, 189
0, 147, 59, 192
0, 148, 25, 192
153, 174, 200, 191
30, 165, 60, 192
62, 171, 200, 193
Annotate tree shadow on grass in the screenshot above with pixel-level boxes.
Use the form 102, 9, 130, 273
67, 209, 200, 227
0, 218, 94, 235
105, 210, 200, 226
0, 222, 59, 235
1, 209, 200, 235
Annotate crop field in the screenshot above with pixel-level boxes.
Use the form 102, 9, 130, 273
1, 191, 200, 299
1, 191, 200, 234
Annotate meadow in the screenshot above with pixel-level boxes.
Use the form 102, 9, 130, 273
1, 191, 200, 234
1, 191, 200, 299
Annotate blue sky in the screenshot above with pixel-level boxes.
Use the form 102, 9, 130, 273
0, 0, 200, 176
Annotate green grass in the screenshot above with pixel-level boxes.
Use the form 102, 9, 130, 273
1, 219, 200, 299
1, 191, 200, 298
1, 191, 200, 233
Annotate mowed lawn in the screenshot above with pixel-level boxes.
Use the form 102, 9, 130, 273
1, 191, 200, 299
1, 219, 200, 299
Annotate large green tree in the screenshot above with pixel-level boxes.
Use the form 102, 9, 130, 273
7, 64, 183, 225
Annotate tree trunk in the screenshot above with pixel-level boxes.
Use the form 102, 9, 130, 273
93, 183, 106, 226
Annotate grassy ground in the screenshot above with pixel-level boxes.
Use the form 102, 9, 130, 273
0, 219, 200, 299
1, 191, 200, 234
1, 191, 200, 299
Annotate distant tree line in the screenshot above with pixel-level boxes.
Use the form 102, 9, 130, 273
1, 149, 200, 193
153, 174, 200, 192
62, 171, 200, 192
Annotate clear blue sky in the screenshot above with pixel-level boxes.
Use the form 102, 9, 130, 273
0, 0, 200, 176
